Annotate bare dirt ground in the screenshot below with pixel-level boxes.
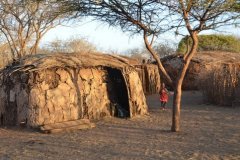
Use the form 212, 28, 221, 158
0, 91, 240, 160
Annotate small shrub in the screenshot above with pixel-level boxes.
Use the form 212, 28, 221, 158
178, 34, 240, 54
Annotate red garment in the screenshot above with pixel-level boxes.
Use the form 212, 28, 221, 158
160, 88, 168, 102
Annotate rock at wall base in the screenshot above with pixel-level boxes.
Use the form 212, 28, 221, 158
40, 119, 96, 134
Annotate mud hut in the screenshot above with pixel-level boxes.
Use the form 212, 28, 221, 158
0, 53, 148, 127
162, 51, 240, 90
162, 51, 240, 106
161, 54, 201, 90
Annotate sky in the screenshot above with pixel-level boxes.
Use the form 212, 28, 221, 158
40, 19, 240, 55
40, 19, 181, 54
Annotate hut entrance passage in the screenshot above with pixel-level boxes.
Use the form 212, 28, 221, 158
0, 113, 3, 125
107, 68, 130, 118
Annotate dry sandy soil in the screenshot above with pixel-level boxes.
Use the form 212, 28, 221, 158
0, 91, 240, 160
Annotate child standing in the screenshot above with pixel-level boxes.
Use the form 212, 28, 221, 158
159, 83, 169, 110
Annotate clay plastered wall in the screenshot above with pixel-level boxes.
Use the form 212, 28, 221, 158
3, 67, 111, 127
78, 68, 111, 119
124, 70, 148, 117
28, 68, 79, 126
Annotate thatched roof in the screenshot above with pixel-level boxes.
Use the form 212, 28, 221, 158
119, 55, 143, 65
190, 51, 240, 65
1, 52, 134, 75
160, 51, 240, 90
162, 51, 240, 65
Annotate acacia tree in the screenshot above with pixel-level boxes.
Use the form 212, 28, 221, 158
66, 0, 240, 131
66, 0, 175, 83
0, 0, 69, 59
163, 0, 240, 131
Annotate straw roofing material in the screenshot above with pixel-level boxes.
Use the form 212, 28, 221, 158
1, 52, 134, 75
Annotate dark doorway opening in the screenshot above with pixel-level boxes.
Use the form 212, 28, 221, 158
0, 113, 3, 125
107, 68, 130, 118
5, 103, 17, 125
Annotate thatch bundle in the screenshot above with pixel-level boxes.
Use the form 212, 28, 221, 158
0, 53, 148, 127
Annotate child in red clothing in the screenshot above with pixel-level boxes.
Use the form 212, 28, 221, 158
159, 83, 169, 110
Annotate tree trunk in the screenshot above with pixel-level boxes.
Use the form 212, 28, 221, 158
171, 82, 182, 131
171, 32, 199, 132
143, 32, 173, 85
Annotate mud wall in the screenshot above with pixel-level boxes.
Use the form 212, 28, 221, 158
136, 64, 161, 95
0, 67, 148, 127
0, 68, 111, 127
123, 69, 148, 117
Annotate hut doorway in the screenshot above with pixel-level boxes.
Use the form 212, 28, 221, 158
107, 68, 130, 118
0, 113, 3, 125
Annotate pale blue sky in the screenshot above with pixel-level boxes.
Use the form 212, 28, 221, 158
40, 20, 143, 53
40, 19, 240, 54
40, 19, 181, 54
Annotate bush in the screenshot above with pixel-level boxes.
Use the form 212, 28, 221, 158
177, 34, 240, 54
40, 36, 97, 54
154, 42, 176, 57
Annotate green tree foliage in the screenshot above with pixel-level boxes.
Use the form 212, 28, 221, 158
178, 34, 240, 54
233, 2, 240, 12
